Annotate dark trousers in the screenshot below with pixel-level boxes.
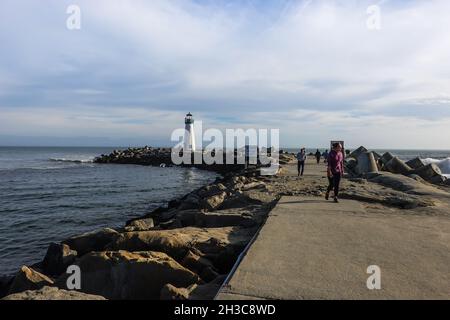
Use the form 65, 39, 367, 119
327, 172, 342, 197
298, 161, 305, 176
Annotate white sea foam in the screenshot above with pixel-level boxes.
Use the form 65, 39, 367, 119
422, 157, 450, 178
49, 158, 94, 164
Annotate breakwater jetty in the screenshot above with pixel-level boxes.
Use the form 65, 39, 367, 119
0, 150, 294, 300
218, 155, 450, 300
2, 147, 449, 300
94, 147, 266, 174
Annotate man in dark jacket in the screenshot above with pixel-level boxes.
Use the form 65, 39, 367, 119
326, 143, 344, 203
315, 149, 321, 164
297, 148, 307, 176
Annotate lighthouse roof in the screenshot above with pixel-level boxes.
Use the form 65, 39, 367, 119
186, 112, 193, 117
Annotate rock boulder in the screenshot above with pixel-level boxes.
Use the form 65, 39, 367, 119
2, 286, 106, 300
56, 251, 200, 300
200, 192, 227, 211
160, 275, 226, 300
170, 210, 257, 229
160, 283, 196, 300
62, 228, 120, 256
181, 250, 218, 282
8, 266, 54, 295
0, 275, 14, 299
198, 184, 227, 198
42, 243, 77, 276
125, 218, 155, 232
108, 227, 254, 272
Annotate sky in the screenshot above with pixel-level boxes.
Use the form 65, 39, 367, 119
0, 0, 450, 149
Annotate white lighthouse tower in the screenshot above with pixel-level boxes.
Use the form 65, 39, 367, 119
184, 112, 196, 152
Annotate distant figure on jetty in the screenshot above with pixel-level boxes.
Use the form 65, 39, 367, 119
315, 149, 321, 164
322, 150, 329, 164
326, 143, 344, 203
297, 148, 307, 176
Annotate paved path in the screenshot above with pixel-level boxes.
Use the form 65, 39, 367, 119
217, 159, 450, 300
281, 156, 328, 177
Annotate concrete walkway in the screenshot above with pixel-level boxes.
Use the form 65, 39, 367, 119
217, 160, 450, 300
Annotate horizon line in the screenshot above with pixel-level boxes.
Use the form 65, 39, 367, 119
0, 145, 449, 152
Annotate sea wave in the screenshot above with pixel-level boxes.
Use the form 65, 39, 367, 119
49, 158, 94, 164
422, 157, 450, 176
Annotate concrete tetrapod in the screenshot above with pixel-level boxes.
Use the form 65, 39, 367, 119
412, 163, 443, 182
356, 152, 379, 174
380, 152, 394, 167
348, 146, 368, 160
405, 157, 425, 170
384, 157, 413, 175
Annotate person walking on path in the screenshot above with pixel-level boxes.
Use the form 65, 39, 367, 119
326, 143, 344, 203
322, 150, 329, 163
297, 148, 307, 176
315, 149, 321, 164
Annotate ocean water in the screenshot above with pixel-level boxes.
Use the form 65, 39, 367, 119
0, 147, 219, 276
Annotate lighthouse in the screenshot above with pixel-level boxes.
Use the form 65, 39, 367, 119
184, 112, 196, 152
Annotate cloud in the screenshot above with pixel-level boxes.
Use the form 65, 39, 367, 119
0, 0, 450, 148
